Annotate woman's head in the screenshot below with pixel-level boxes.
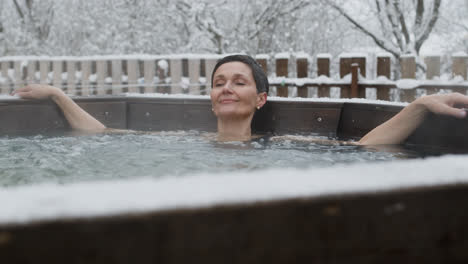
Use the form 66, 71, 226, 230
210, 55, 268, 120
211, 55, 269, 94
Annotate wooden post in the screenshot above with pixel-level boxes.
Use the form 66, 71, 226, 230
96, 60, 107, 95
425, 55, 441, 95
0, 61, 10, 94
52, 60, 62, 90
317, 54, 331, 77
400, 55, 417, 102
188, 58, 200, 95
111, 59, 123, 94
143, 59, 155, 94
39, 60, 49, 85
340, 54, 366, 98
255, 55, 268, 75
316, 54, 331, 98
170, 59, 182, 94
26, 60, 36, 85
80, 60, 91, 96
340, 55, 366, 78
127, 59, 139, 93
275, 54, 289, 97
452, 53, 467, 80
204, 58, 218, 93
156, 59, 169, 94
296, 56, 308, 98
350, 64, 359, 98
376, 55, 391, 101
67, 60, 76, 96
14, 61, 23, 90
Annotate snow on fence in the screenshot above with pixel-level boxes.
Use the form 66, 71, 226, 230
0, 53, 468, 102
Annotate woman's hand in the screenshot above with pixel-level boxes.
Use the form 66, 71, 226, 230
359, 92, 468, 145
417, 93, 468, 119
12, 84, 63, 100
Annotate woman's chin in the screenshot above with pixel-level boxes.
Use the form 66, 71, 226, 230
216, 109, 253, 119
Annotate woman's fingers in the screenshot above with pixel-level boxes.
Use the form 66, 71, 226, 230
437, 103, 467, 118
449, 93, 468, 107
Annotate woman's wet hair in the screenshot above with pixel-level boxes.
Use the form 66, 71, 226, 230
211, 54, 269, 94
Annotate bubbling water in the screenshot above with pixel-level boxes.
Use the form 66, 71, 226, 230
0, 131, 433, 187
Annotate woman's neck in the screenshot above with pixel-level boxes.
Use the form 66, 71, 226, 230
217, 116, 253, 141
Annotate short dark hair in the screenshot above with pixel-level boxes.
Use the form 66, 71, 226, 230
211, 54, 269, 94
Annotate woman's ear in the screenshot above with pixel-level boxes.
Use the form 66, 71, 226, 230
256, 92, 267, 109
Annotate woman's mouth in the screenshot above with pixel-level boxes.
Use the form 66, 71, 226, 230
220, 99, 237, 104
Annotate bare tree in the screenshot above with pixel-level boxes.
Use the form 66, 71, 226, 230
327, 0, 442, 68
12, 0, 54, 43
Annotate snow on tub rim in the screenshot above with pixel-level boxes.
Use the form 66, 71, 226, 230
0, 154, 467, 226
1, 155, 468, 263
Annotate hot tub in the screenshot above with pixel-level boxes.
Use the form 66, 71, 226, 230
0, 94, 468, 264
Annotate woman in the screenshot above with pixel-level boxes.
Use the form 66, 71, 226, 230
13, 54, 468, 144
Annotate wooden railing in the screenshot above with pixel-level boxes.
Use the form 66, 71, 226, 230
1, 53, 467, 102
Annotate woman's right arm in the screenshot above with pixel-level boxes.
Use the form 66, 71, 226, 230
14, 84, 106, 132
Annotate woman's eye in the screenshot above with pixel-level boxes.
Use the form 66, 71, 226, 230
236, 82, 245, 86
215, 83, 224, 87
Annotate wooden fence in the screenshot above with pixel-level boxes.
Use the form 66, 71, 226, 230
1, 53, 468, 102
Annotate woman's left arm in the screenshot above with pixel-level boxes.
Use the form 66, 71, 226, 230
359, 93, 468, 145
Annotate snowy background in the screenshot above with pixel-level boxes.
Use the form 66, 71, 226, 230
0, 0, 466, 58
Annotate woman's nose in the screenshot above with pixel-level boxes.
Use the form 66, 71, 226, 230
221, 81, 233, 93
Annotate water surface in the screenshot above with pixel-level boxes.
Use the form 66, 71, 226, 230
0, 131, 442, 187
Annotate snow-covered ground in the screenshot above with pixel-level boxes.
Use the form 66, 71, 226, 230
0, 155, 467, 225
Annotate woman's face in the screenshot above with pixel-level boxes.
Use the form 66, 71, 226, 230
210, 62, 264, 119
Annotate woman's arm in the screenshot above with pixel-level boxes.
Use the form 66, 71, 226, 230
359, 93, 468, 145
14, 84, 106, 132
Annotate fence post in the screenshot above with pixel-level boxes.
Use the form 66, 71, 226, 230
425, 55, 441, 95
0, 61, 9, 94
399, 55, 417, 102
204, 58, 218, 93
350, 64, 360, 98
67, 60, 76, 96
275, 53, 289, 97
52, 60, 63, 91
170, 59, 182, 94
26, 60, 36, 86
255, 55, 268, 75
127, 59, 139, 93
96, 60, 107, 95
157, 59, 169, 93
188, 58, 200, 95
452, 53, 467, 80
143, 59, 155, 94
39, 60, 49, 85
376, 54, 391, 101
14, 60, 24, 90
81, 60, 91, 96
296, 54, 309, 98
111, 59, 122, 95
316, 54, 331, 98
339, 53, 366, 98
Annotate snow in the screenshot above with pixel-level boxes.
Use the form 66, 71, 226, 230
452, 52, 468, 58
157, 60, 169, 72
376, 52, 393, 58
295, 52, 310, 59
275, 52, 290, 59
0, 155, 467, 225
400, 54, 416, 58
255, 54, 270, 60
338, 52, 366, 59
396, 79, 420, 90
316, 53, 332, 59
